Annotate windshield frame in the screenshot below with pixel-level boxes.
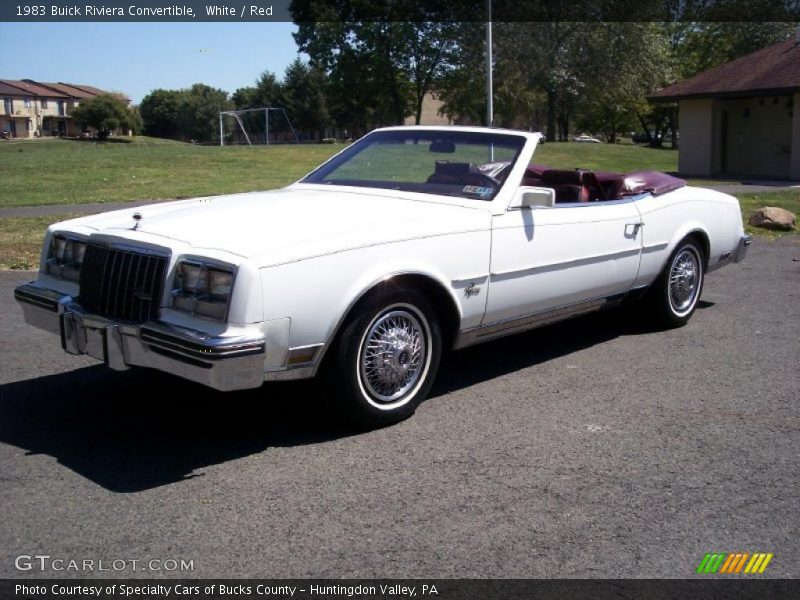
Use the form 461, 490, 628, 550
300, 128, 528, 202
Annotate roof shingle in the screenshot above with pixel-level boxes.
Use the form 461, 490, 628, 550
30, 81, 99, 98
0, 79, 68, 97
651, 38, 800, 101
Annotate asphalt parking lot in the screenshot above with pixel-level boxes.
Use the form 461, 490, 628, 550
0, 237, 798, 579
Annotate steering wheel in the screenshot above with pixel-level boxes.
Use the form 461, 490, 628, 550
463, 172, 500, 188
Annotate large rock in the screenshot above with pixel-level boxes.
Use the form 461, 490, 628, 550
748, 206, 796, 231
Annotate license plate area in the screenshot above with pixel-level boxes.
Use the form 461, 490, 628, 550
60, 312, 129, 371
84, 326, 106, 361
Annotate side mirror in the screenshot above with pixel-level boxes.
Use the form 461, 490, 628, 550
509, 186, 555, 209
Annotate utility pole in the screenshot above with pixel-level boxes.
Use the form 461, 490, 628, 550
485, 0, 493, 128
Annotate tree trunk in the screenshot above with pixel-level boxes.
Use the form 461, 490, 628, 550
668, 109, 678, 149
546, 88, 556, 142
557, 114, 569, 141
636, 112, 653, 145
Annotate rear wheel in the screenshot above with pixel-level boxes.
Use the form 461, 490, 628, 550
329, 289, 442, 428
645, 238, 705, 328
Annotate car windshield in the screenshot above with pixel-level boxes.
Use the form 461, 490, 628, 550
301, 129, 526, 201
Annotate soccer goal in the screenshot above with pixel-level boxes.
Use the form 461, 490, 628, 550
218, 107, 300, 146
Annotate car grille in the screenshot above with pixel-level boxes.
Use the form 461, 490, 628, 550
78, 243, 168, 323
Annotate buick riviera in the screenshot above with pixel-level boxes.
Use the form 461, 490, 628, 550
14, 126, 751, 426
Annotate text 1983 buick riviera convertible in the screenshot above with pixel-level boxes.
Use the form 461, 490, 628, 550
15, 126, 751, 426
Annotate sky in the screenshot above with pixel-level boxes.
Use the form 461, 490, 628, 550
0, 22, 302, 103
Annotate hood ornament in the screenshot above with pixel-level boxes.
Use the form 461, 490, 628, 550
131, 212, 142, 230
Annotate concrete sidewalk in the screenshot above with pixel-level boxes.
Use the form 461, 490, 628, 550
0, 198, 175, 219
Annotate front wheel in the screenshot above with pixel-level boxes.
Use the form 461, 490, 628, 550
645, 239, 705, 328
329, 289, 442, 428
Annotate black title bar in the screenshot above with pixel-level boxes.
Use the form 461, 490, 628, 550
3, 579, 800, 600
2, 0, 800, 22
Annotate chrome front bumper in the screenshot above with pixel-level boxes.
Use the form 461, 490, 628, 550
14, 283, 266, 391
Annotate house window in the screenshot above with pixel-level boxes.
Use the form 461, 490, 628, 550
41, 99, 48, 109
57, 100, 65, 116
26, 119, 33, 130
3, 98, 12, 114
24, 97, 32, 108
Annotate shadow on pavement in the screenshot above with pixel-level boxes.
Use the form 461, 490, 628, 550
433, 305, 662, 395
0, 306, 674, 493
0, 367, 351, 493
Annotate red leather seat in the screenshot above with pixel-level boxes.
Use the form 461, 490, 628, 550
522, 165, 686, 202
541, 170, 589, 203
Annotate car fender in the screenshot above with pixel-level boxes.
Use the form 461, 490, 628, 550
259, 230, 489, 358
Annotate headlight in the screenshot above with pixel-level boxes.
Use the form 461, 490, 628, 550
45, 234, 86, 282
172, 260, 235, 320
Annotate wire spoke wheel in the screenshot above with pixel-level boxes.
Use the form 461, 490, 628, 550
668, 247, 701, 315
359, 307, 429, 406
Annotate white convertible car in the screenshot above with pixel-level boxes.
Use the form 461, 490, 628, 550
15, 126, 751, 426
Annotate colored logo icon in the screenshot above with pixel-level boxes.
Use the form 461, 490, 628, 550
696, 552, 774, 574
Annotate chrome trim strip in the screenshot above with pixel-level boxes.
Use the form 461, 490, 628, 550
14, 288, 59, 311
490, 247, 640, 280
92, 239, 171, 258
451, 274, 490, 286
540, 192, 651, 209
140, 323, 265, 361
286, 343, 324, 366
642, 242, 669, 253
454, 293, 625, 349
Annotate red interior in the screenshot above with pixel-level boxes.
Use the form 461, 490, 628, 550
523, 165, 686, 203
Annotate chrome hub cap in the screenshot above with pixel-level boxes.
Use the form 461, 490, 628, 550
360, 309, 427, 403
669, 248, 700, 314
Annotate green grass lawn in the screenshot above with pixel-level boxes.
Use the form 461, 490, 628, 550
535, 141, 677, 173
0, 137, 340, 208
737, 191, 800, 237
0, 214, 78, 270
0, 136, 682, 208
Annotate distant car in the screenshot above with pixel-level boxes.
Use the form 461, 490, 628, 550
573, 134, 602, 143
15, 126, 751, 427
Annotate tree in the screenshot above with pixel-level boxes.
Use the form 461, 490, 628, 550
139, 89, 182, 138
436, 23, 486, 125
176, 84, 232, 143
674, 22, 796, 80
293, 5, 461, 129
402, 22, 460, 124
71, 94, 138, 140
282, 58, 329, 139
127, 105, 143, 136
575, 23, 673, 143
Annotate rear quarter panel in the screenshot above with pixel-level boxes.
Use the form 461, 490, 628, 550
633, 187, 744, 287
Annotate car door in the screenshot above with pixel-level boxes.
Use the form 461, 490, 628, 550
483, 200, 643, 325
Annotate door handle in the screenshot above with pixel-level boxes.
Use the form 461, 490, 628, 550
625, 222, 643, 237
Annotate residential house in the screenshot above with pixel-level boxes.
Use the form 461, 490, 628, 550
0, 79, 130, 139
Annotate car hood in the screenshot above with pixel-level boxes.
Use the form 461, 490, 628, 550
65, 187, 491, 266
